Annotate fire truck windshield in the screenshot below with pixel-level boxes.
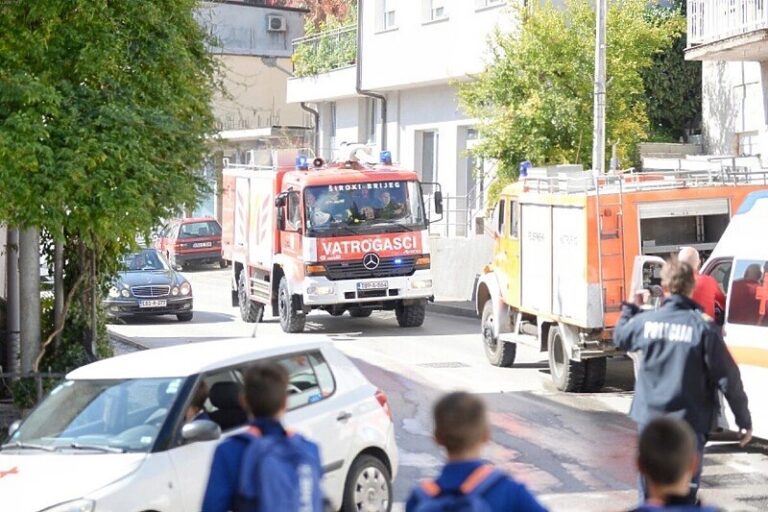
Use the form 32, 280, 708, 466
304, 180, 426, 237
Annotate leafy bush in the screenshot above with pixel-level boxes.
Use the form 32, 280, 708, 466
293, 10, 357, 77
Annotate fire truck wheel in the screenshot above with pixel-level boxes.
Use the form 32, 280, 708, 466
395, 301, 426, 327
582, 357, 607, 392
279, 277, 305, 333
349, 308, 372, 318
548, 325, 586, 392
238, 271, 264, 323
482, 301, 516, 367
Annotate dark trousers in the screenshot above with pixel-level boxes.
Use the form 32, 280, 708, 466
638, 425, 707, 504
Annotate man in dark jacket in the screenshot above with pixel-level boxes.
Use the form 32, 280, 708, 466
613, 258, 752, 503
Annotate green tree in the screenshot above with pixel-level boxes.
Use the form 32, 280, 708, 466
643, 2, 701, 141
459, 0, 680, 194
0, 1, 218, 367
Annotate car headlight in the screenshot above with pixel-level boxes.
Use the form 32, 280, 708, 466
108, 287, 120, 298
171, 286, 180, 296
40, 498, 95, 512
411, 278, 432, 289
307, 285, 334, 295
180, 282, 191, 296
121, 288, 131, 298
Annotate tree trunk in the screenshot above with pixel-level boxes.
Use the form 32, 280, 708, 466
19, 227, 40, 373
54, 230, 64, 347
5, 228, 20, 376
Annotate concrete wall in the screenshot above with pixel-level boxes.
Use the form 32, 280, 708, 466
197, 1, 305, 57
638, 143, 703, 160
702, 60, 768, 164
213, 55, 308, 131
429, 235, 494, 301
360, 0, 516, 91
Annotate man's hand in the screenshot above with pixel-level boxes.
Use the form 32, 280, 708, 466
633, 289, 650, 306
739, 428, 753, 447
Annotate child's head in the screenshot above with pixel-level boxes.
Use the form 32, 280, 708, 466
638, 418, 698, 488
433, 392, 490, 458
241, 362, 289, 419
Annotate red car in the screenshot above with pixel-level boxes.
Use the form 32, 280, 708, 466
154, 217, 225, 269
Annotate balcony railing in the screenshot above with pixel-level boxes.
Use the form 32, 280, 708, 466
292, 25, 357, 78
688, 0, 768, 45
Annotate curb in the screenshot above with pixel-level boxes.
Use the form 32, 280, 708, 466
108, 330, 149, 351
426, 302, 478, 319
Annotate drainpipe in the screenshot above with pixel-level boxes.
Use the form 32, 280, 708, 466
300, 102, 320, 156
356, 1, 387, 152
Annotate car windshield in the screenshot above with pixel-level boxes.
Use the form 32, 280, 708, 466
178, 221, 221, 239
727, 259, 768, 327
304, 180, 426, 237
6, 377, 185, 453
121, 250, 169, 272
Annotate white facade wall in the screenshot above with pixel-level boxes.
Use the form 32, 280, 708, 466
702, 60, 768, 164
359, 0, 516, 91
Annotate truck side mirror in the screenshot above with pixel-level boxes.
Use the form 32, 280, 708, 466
276, 207, 286, 231
434, 191, 443, 216
275, 193, 287, 208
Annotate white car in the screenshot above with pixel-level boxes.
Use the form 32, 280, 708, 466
1, 337, 397, 512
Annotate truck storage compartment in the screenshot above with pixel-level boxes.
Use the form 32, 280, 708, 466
639, 198, 730, 255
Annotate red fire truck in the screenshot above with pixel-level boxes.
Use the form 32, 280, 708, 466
221, 147, 442, 333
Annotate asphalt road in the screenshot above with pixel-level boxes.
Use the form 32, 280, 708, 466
109, 268, 768, 512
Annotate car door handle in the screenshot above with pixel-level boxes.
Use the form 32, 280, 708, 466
336, 411, 352, 422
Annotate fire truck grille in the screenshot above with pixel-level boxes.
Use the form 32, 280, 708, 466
131, 285, 171, 298
324, 256, 417, 281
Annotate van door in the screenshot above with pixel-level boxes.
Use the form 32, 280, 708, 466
722, 258, 768, 440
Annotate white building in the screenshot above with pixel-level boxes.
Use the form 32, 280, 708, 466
195, 1, 311, 220
287, 0, 516, 236
686, 0, 768, 164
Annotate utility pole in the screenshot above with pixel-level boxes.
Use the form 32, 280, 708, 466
54, 231, 64, 347
6, 228, 20, 375
19, 227, 40, 373
591, 0, 607, 175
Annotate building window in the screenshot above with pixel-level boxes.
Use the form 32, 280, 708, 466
424, 0, 448, 21
737, 131, 758, 156
420, 130, 439, 185
365, 98, 377, 144
475, 0, 506, 9
377, 0, 397, 31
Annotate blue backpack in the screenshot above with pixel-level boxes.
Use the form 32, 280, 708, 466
235, 426, 323, 512
412, 464, 506, 512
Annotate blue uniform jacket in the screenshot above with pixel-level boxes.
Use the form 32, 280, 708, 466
613, 294, 751, 434
201, 418, 304, 512
405, 460, 548, 512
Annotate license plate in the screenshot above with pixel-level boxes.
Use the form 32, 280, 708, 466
357, 281, 388, 290
192, 242, 212, 248
139, 299, 167, 308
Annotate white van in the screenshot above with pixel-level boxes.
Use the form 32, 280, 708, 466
701, 190, 768, 440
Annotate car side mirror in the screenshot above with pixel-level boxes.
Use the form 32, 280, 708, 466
8, 420, 20, 438
433, 191, 443, 216
173, 264, 183, 272
181, 420, 220, 444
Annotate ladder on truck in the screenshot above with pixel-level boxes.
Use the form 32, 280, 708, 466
593, 175, 627, 321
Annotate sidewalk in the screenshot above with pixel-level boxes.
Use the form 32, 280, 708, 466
426, 299, 477, 319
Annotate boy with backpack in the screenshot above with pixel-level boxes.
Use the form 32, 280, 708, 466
406, 392, 548, 512
201, 362, 324, 512
631, 418, 720, 512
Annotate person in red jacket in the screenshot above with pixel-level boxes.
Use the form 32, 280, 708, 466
678, 247, 725, 322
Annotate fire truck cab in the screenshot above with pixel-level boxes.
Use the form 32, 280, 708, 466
476, 165, 767, 392
222, 147, 441, 333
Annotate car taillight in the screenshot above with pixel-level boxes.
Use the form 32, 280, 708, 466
375, 389, 392, 420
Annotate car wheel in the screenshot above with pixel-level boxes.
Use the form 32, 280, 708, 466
177, 312, 193, 322
548, 324, 586, 392
482, 300, 516, 367
238, 271, 264, 323
342, 454, 392, 512
278, 276, 305, 333
395, 301, 426, 327
349, 308, 372, 318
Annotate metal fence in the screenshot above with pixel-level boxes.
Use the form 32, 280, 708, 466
688, 0, 768, 45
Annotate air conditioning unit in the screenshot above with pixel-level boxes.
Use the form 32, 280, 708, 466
267, 15, 287, 32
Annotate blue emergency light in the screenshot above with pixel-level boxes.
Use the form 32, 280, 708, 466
296, 155, 309, 171
394, 258, 403, 265
380, 151, 393, 166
